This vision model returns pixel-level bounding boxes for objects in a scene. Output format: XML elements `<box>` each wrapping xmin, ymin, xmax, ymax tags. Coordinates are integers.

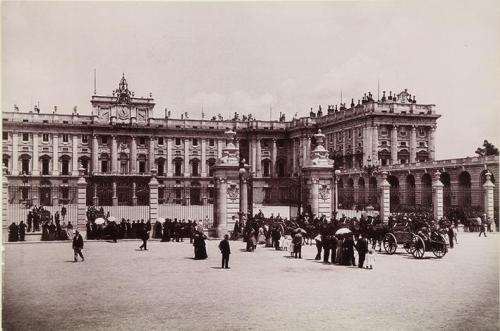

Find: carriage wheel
<box><xmin>383</xmin><ymin>233</ymin><xmax>397</xmax><ymax>254</ymax></box>
<box><xmin>432</xmin><ymin>235</ymin><xmax>448</xmax><ymax>258</ymax></box>
<box><xmin>405</xmin><ymin>235</ymin><xmax>419</xmax><ymax>254</ymax></box>
<box><xmin>411</xmin><ymin>236</ymin><xmax>425</xmax><ymax>259</ymax></box>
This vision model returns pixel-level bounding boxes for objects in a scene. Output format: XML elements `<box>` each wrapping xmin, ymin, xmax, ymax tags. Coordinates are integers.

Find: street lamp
<box><xmin>363</xmin><ymin>156</ymin><xmax>379</xmax><ymax>214</ymax></box>
<box><xmin>333</xmin><ymin>168</ymin><xmax>341</xmax><ymax>218</ymax></box>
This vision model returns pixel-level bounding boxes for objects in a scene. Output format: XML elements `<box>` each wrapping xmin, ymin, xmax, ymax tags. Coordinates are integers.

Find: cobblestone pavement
<box><xmin>3</xmin><ymin>233</ymin><xmax>498</xmax><ymax>331</ymax></box>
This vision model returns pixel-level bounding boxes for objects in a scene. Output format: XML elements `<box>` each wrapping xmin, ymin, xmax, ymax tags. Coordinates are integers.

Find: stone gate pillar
<box><xmin>149</xmin><ymin>169</ymin><xmax>159</xmax><ymax>223</ymax></box>
<box><xmin>302</xmin><ymin>130</ymin><xmax>334</xmax><ymax>220</ymax></box>
<box><xmin>483</xmin><ymin>171</ymin><xmax>495</xmax><ymax>231</ymax></box>
<box><xmin>379</xmin><ymin>171</ymin><xmax>390</xmax><ymax>222</ymax></box>
<box><xmin>212</xmin><ymin>129</ymin><xmax>241</xmax><ymax>238</ymax></box>
<box><xmin>76</xmin><ymin>168</ymin><xmax>87</xmax><ymax>232</ymax></box>
<box><xmin>112</xmin><ymin>180</ymin><xmax>118</xmax><ymax>206</ymax></box>
<box><xmin>239</xmin><ymin>167</ymin><xmax>249</xmax><ymax>225</ymax></box>
<box><xmin>3</xmin><ymin>166</ymin><xmax>9</xmax><ymax>240</ymax></box>
<box><xmin>432</xmin><ymin>170</ymin><xmax>444</xmax><ymax>221</ymax></box>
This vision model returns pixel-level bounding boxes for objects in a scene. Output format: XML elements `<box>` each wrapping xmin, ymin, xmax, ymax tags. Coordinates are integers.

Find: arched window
<box><xmin>262</xmin><ymin>159</ymin><xmax>271</xmax><ymax>177</ymax></box>
<box><xmin>440</xmin><ymin>172</ymin><xmax>451</xmax><ymax>209</ymax></box>
<box><xmin>60</xmin><ymin>155</ymin><xmax>70</xmax><ymax>175</ymax></box>
<box><xmin>156</xmin><ymin>158</ymin><xmax>165</xmax><ymax>176</ymax></box>
<box><xmin>79</xmin><ymin>156</ymin><xmax>90</xmax><ymax>175</ymax></box>
<box><xmin>276</xmin><ymin>159</ymin><xmax>286</xmax><ymax>177</ymax></box>
<box><xmin>458</xmin><ymin>171</ymin><xmax>471</xmax><ymax>207</ymax></box>
<box><xmin>207</xmin><ymin>158</ymin><xmax>216</xmax><ymax>177</ymax></box>
<box><xmin>406</xmin><ymin>174</ymin><xmax>416</xmax><ymax>206</ymax></box>
<box><xmin>421</xmin><ymin>173</ymin><xmax>432</xmax><ymax>207</ymax></box>
<box><xmin>398</xmin><ymin>149</ymin><xmax>410</xmax><ymax>164</ymax></box>
<box><xmin>138</xmin><ymin>154</ymin><xmax>147</xmax><ymax>174</ymax></box>
<box><xmin>387</xmin><ymin>175</ymin><xmax>400</xmax><ymax>210</ymax></box>
<box><xmin>100</xmin><ymin>153</ymin><xmax>109</xmax><ymax>173</ymax></box>
<box><xmin>191</xmin><ymin>159</ymin><xmax>200</xmax><ymax>177</ymax></box>
<box><xmin>40</xmin><ymin>155</ymin><xmax>50</xmax><ymax>175</ymax></box>
<box><xmin>3</xmin><ymin>154</ymin><xmax>10</xmax><ymax>174</ymax></box>
<box><xmin>119</xmin><ymin>153</ymin><xmax>129</xmax><ymax>174</ymax></box>
<box><xmin>173</xmin><ymin>158</ymin><xmax>183</xmax><ymax>177</ymax></box>
<box><xmin>20</xmin><ymin>154</ymin><xmax>31</xmax><ymax>175</ymax></box>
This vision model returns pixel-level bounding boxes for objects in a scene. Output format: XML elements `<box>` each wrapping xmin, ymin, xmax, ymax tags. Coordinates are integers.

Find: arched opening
<box><xmin>458</xmin><ymin>171</ymin><xmax>471</xmax><ymax>207</ymax></box>
<box><xmin>100</xmin><ymin>153</ymin><xmax>109</xmax><ymax>173</ymax></box>
<box><xmin>60</xmin><ymin>155</ymin><xmax>71</xmax><ymax>176</ymax></box>
<box><xmin>398</xmin><ymin>149</ymin><xmax>410</xmax><ymax>165</ymax></box>
<box><xmin>367</xmin><ymin>176</ymin><xmax>378</xmax><ymax>207</ymax></box>
<box><xmin>156</xmin><ymin>157</ymin><xmax>165</xmax><ymax>176</ymax></box>
<box><xmin>262</xmin><ymin>159</ymin><xmax>271</xmax><ymax>177</ymax></box>
<box><xmin>440</xmin><ymin>172</ymin><xmax>451</xmax><ymax>209</ymax></box>
<box><xmin>173</xmin><ymin>157</ymin><xmax>183</xmax><ymax>177</ymax></box>
<box><xmin>20</xmin><ymin>154</ymin><xmax>31</xmax><ymax>175</ymax></box>
<box><xmin>276</xmin><ymin>159</ymin><xmax>286</xmax><ymax>177</ymax></box>
<box><xmin>3</xmin><ymin>154</ymin><xmax>10</xmax><ymax>174</ymax></box>
<box><xmin>191</xmin><ymin>158</ymin><xmax>200</xmax><ymax>177</ymax></box>
<box><xmin>207</xmin><ymin>158</ymin><xmax>216</xmax><ymax>177</ymax></box>
<box><xmin>387</xmin><ymin>175</ymin><xmax>400</xmax><ymax>209</ymax></box>
<box><xmin>421</xmin><ymin>173</ymin><xmax>432</xmax><ymax>207</ymax></box>
<box><xmin>137</xmin><ymin>154</ymin><xmax>147</xmax><ymax>174</ymax></box>
<box><xmin>119</xmin><ymin>153</ymin><xmax>129</xmax><ymax>174</ymax></box>
<box><xmin>40</xmin><ymin>155</ymin><xmax>51</xmax><ymax>175</ymax></box>
<box><xmin>406</xmin><ymin>174</ymin><xmax>416</xmax><ymax>206</ymax></box>
<box><xmin>378</xmin><ymin>149</ymin><xmax>391</xmax><ymax>166</ymax></box>
<box><xmin>416</xmin><ymin>150</ymin><xmax>429</xmax><ymax>163</ymax></box>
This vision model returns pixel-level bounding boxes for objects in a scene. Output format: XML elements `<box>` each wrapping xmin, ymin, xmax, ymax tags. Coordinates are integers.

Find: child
<box><xmin>365</xmin><ymin>249</ymin><xmax>375</xmax><ymax>270</ymax></box>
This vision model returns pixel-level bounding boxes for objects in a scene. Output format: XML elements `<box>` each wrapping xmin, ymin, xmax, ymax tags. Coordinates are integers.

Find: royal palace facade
<box><xmin>2</xmin><ymin>76</ymin><xmax>498</xmax><ymax>222</ymax></box>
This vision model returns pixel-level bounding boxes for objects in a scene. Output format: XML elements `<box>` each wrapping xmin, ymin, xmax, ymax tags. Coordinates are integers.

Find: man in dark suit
<box><xmin>219</xmin><ymin>234</ymin><xmax>231</xmax><ymax>269</ymax></box>
<box><xmin>73</xmin><ymin>230</ymin><xmax>85</xmax><ymax>262</ymax></box>
<box><xmin>355</xmin><ymin>235</ymin><xmax>369</xmax><ymax>268</ymax></box>
<box><xmin>139</xmin><ymin>222</ymin><xmax>150</xmax><ymax>250</ymax></box>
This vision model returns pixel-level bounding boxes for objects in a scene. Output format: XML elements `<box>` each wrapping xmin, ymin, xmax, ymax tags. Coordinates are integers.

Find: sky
<box><xmin>2</xmin><ymin>1</ymin><xmax>499</xmax><ymax>160</ymax></box>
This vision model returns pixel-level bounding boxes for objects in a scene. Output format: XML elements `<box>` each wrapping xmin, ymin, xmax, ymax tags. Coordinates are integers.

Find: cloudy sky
<box><xmin>2</xmin><ymin>1</ymin><xmax>499</xmax><ymax>160</ymax></box>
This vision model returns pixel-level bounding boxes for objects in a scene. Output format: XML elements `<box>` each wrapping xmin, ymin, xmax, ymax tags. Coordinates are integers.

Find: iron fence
<box><xmin>158</xmin><ymin>186</ymin><xmax>214</xmax><ymax>223</ymax></box>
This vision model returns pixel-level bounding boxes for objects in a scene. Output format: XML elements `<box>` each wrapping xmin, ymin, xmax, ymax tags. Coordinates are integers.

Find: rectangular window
<box><xmin>381</xmin><ymin>128</ymin><xmax>388</xmax><ymax>136</ymax></box>
<box><xmin>139</xmin><ymin>161</ymin><xmax>146</xmax><ymax>174</ymax></box>
<box><xmin>400</xmin><ymin>129</ymin><xmax>407</xmax><ymax>137</ymax></box>
<box><xmin>192</xmin><ymin>138</ymin><xmax>198</xmax><ymax>146</ymax></box>
<box><xmin>62</xmin><ymin>134</ymin><xmax>69</xmax><ymax>143</ymax></box>
<box><xmin>175</xmin><ymin>138</ymin><xmax>181</xmax><ymax>146</ymax></box>
<box><xmin>102</xmin><ymin>137</ymin><xmax>108</xmax><ymax>145</ymax></box>
<box><xmin>158</xmin><ymin>137</ymin><xmax>164</xmax><ymax>145</ymax></box>
<box><xmin>401</xmin><ymin>142</ymin><xmax>407</xmax><ymax>146</ymax></box>
<box><xmin>61</xmin><ymin>160</ymin><xmax>69</xmax><ymax>175</ymax></box>
<box><xmin>419</xmin><ymin>128</ymin><xmax>426</xmax><ymax>137</ymax></box>
<box><xmin>348</xmin><ymin>130</ymin><xmax>352</xmax><ymax>138</ymax></box>
<box><xmin>22</xmin><ymin>159</ymin><xmax>30</xmax><ymax>174</ymax></box>
<box><xmin>42</xmin><ymin>134</ymin><xmax>49</xmax><ymax>142</ymax></box>
<box><xmin>139</xmin><ymin>137</ymin><xmax>146</xmax><ymax>146</ymax></box>
<box><xmin>2</xmin><ymin>132</ymin><xmax>8</xmax><ymax>140</ymax></box>
<box><xmin>22</xmin><ymin>133</ymin><xmax>29</xmax><ymax>142</ymax></box>
<box><xmin>82</xmin><ymin>135</ymin><xmax>88</xmax><ymax>143</ymax></box>
<box><xmin>209</xmin><ymin>139</ymin><xmax>215</xmax><ymax>147</ymax></box>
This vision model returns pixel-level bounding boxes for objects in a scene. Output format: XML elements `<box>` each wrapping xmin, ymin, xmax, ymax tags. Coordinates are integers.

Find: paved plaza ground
<box><xmin>2</xmin><ymin>232</ymin><xmax>498</xmax><ymax>331</ymax></box>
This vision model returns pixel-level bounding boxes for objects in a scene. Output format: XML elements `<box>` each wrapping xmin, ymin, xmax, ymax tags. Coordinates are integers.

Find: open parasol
<box><xmin>335</xmin><ymin>228</ymin><xmax>352</xmax><ymax>235</ymax></box>
<box><xmin>94</xmin><ymin>218</ymin><xmax>105</xmax><ymax>225</ymax></box>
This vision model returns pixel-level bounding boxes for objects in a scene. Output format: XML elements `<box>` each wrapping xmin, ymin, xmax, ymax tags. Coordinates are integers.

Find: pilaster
<box><xmin>32</xmin><ymin>133</ymin><xmax>40</xmax><ymax>176</ymax></box>
<box><xmin>52</xmin><ymin>133</ymin><xmax>59</xmax><ymax>176</ymax></box>
<box><xmin>432</xmin><ymin>171</ymin><xmax>444</xmax><ymax>221</ymax></box>
<box><xmin>76</xmin><ymin>168</ymin><xmax>87</xmax><ymax>232</ymax></box>
<box><xmin>149</xmin><ymin>170</ymin><xmax>159</xmax><ymax>223</ymax></box>
<box><xmin>379</xmin><ymin>171</ymin><xmax>390</xmax><ymax>222</ymax></box>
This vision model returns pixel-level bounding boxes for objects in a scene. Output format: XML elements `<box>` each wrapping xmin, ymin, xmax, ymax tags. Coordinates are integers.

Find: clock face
<box><xmin>137</xmin><ymin>110</ymin><xmax>146</xmax><ymax>121</ymax></box>
<box><xmin>117</xmin><ymin>106</ymin><xmax>129</xmax><ymax>120</ymax></box>
<box><xmin>99</xmin><ymin>109</ymin><xmax>109</xmax><ymax>121</ymax></box>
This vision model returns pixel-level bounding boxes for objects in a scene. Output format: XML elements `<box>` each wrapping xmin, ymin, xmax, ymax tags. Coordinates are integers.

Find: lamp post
<box><xmin>363</xmin><ymin>155</ymin><xmax>379</xmax><ymax>213</ymax></box>
<box><xmin>333</xmin><ymin>168</ymin><xmax>341</xmax><ymax>218</ymax></box>
<box><xmin>238</xmin><ymin>160</ymin><xmax>250</xmax><ymax>226</ymax></box>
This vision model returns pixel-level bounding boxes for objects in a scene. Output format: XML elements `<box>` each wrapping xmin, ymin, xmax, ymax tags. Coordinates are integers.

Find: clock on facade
<box><xmin>137</xmin><ymin>110</ymin><xmax>146</xmax><ymax>121</ymax></box>
<box><xmin>99</xmin><ymin>109</ymin><xmax>109</xmax><ymax>121</ymax></box>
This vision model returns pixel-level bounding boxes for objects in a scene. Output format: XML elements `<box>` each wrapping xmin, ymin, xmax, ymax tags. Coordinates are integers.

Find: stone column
<box><xmin>391</xmin><ymin>125</ymin><xmax>398</xmax><ymax>165</ymax></box>
<box><xmin>112</xmin><ymin>180</ymin><xmax>118</xmax><ymax>206</ymax></box>
<box><xmin>483</xmin><ymin>171</ymin><xmax>495</xmax><ymax>231</ymax></box>
<box><xmin>432</xmin><ymin>170</ymin><xmax>444</xmax><ymax>221</ymax></box>
<box><xmin>216</xmin><ymin>177</ymin><xmax>227</xmax><ymax>237</ymax></box>
<box><xmin>362</xmin><ymin>127</ymin><xmax>372</xmax><ymax>166</ymax></box>
<box><xmin>52</xmin><ymin>133</ymin><xmax>59</xmax><ymax>175</ymax></box>
<box><xmin>271</xmin><ymin>138</ymin><xmax>277</xmax><ymax>177</ymax></box>
<box><xmin>352</xmin><ymin>129</ymin><xmax>356</xmax><ymax>168</ymax></box>
<box><xmin>307</xmin><ymin>137</ymin><xmax>312</xmax><ymax>160</ymax></box>
<box><xmin>12</xmin><ymin>132</ymin><xmax>18</xmax><ymax>175</ymax></box>
<box><xmin>76</xmin><ymin>168</ymin><xmax>87</xmax><ymax>232</ymax></box>
<box><xmin>132</xmin><ymin>181</ymin><xmax>137</xmax><ymax>206</ymax></box>
<box><xmin>148</xmin><ymin>137</ymin><xmax>155</xmax><ymax>173</ymax></box>
<box><xmin>149</xmin><ymin>170</ymin><xmax>159</xmax><ymax>223</ymax></box>
<box><xmin>31</xmin><ymin>133</ymin><xmax>39</xmax><ymax>176</ymax></box>
<box><xmin>201</xmin><ymin>138</ymin><xmax>207</xmax><ymax>177</ymax></box>
<box><xmin>130</xmin><ymin>136</ymin><xmax>137</xmax><ymax>174</ymax></box>
<box><xmin>310</xmin><ymin>178</ymin><xmax>319</xmax><ymax>217</ymax></box>
<box><xmin>429</xmin><ymin>126</ymin><xmax>436</xmax><ymax>161</ymax></box>
<box><xmin>379</xmin><ymin>171</ymin><xmax>390</xmax><ymax>222</ymax></box>
<box><xmin>410</xmin><ymin>126</ymin><xmax>417</xmax><ymax>164</ymax></box>
<box><xmin>256</xmin><ymin>138</ymin><xmax>262</xmax><ymax>177</ymax></box>
<box><xmin>372</xmin><ymin>125</ymin><xmax>379</xmax><ymax>163</ymax></box>
<box><xmin>240</xmin><ymin>176</ymin><xmax>248</xmax><ymax>221</ymax></box>
<box><xmin>92</xmin><ymin>134</ymin><xmax>99</xmax><ymax>174</ymax></box>
<box><xmin>184</xmin><ymin>138</ymin><xmax>190</xmax><ymax>177</ymax></box>
<box><xmin>302</xmin><ymin>137</ymin><xmax>307</xmax><ymax>167</ymax></box>
<box><xmin>217</xmin><ymin>139</ymin><xmax>223</xmax><ymax>159</ymax></box>
<box><xmin>252</xmin><ymin>138</ymin><xmax>257</xmax><ymax>174</ymax></box>
<box><xmin>93</xmin><ymin>182</ymin><xmax>98</xmax><ymax>206</ymax></box>
<box><xmin>292</xmin><ymin>139</ymin><xmax>297</xmax><ymax>175</ymax></box>
<box><xmin>72</xmin><ymin>134</ymin><xmax>78</xmax><ymax>176</ymax></box>
<box><xmin>111</xmin><ymin>135</ymin><xmax>117</xmax><ymax>174</ymax></box>
<box><xmin>3</xmin><ymin>166</ymin><xmax>8</xmax><ymax>239</ymax></box>
<box><xmin>166</xmin><ymin>138</ymin><xmax>173</xmax><ymax>177</ymax></box>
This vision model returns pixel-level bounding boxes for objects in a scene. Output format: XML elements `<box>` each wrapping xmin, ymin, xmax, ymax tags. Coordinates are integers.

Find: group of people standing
<box><xmin>314</xmin><ymin>234</ymin><xmax>374</xmax><ymax>269</ymax></box>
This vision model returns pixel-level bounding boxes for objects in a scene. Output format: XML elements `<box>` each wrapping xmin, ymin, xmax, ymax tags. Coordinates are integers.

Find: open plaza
<box><xmin>3</xmin><ymin>232</ymin><xmax>498</xmax><ymax>331</ymax></box>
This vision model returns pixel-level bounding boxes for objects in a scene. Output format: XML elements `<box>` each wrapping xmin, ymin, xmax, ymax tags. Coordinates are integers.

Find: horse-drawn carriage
<box><xmin>383</xmin><ymin>224</ymin><xmax>448</xmax><ymax>259</ymax></box>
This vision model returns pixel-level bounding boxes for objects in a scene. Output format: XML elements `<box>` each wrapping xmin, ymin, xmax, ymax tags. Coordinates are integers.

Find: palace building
<box><xmin>2</xmin><ymin>75</ymin><xmax>498</xmax><ymax>223</ymax></box>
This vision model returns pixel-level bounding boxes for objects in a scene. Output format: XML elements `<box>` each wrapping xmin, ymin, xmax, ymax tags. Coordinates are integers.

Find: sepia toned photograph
<box><xmin>1</xmin><ymin>1</ymin><xmax>499</xmax><ymax>330</ymax></box>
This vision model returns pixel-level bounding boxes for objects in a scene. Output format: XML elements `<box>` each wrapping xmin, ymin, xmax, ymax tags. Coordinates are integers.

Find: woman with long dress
<box><xmin>193</xmin><ymin>232</ymin><xmax>208</xmax><ymax>260</ymax></box>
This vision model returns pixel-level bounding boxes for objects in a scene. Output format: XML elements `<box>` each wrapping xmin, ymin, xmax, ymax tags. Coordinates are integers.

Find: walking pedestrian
<box><xmin>219</xmin><ymin>234</ymin><xmax>231</xmax><ymax>269</ymax></box>
<box><xmin>365</xmin><ymin>249</ymin><xmax>375</xmax><ymax>269</ymax></box>
<box><xmin>139</xmin><ymin>222</ymin><xmax>150</xmax><ymax>250</ymax></box>
<box><xmin>314</xmin><ymin>234</ymin><xmax>322</xmax><ymax>260</ymax></box>
<box><xmin>72</xmin><ymin>230</ymin><xmax>84</xmax><ymax>262</ymax></box>
<box><xmin>478</xmin><ymin>222</ymin><xmax>487</xmax><ymax>237</ymax></box>
<box><xmin>355</xmin><ymin>235</ymin><xmax>368</xmax><ymax>268</ymax></box>
<box><xmin>447</xmin><ymin>226</ymin><xmax>454</xmax><ymax>248</ymax></box>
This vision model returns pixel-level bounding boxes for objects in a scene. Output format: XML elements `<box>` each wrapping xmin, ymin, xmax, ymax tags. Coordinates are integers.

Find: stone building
<box><xmin>2</xmin><ymin>76</ymin><xmax>498</xmax><ymax>224</ymax></box>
